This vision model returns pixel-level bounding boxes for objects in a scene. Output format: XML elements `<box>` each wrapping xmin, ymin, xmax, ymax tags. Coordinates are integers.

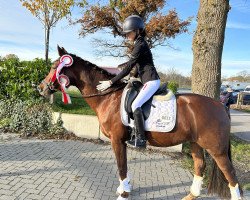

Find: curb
<box><xmin>52</xmin><ymin>112</ymin><xmax>183</xmax><ymax>152</ymax></box>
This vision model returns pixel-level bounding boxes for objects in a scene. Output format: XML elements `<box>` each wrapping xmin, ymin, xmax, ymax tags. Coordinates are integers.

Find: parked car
<box><xmin>244</xmin><ymin>85</ymin><xmax>250</xmax><ymax>93</ymax></box>
<box><xmin>243</xmin><ymin>94</ymin><xmax>250</xmax><ymax>105</ymax></box>
<box><xmin>220</xmin><ymin>85</ymin><xmax>227</xmax><ymax>92</ymax></box>
<box><xmin>232</xmin><ymin>89</ymin><xmax>244</xmax><ymax>103</ymax></box>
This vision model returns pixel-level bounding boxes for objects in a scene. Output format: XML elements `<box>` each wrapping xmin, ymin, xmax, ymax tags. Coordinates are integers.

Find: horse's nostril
<box><xmin>37</xmin><ymin>84</ymin><xmax>44</xmax><ymax>94</ymax></box>
<box><xmin>37</xmin><ymin>85</ymin><xmax>41</xmax><ymax>92</ymax></box>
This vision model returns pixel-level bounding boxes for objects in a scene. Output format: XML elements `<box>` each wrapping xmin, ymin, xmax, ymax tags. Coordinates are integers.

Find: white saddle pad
<box><xmin>120</xmin><ymin>87</ymin><xmax>177</xmax><ymax>132</ymax></box>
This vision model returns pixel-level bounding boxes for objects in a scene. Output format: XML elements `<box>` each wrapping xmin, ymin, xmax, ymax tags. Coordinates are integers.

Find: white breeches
<box><xmin>131</xmin><ymin>79</ymin><xmax>160</xmax><ymax>112</ymax></box>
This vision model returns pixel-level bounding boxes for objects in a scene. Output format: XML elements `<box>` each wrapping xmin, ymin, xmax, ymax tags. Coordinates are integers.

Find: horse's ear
<box><xmin>57</xmin><ymin>45</ymin><xmax>68</xmax><ymax>56</ymax></box>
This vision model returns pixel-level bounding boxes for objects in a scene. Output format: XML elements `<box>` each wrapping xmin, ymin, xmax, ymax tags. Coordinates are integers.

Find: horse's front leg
<box><xmin>111</xmin><ymin>138</ymin><xmax>132</xmax><ymax>200</ymax></box>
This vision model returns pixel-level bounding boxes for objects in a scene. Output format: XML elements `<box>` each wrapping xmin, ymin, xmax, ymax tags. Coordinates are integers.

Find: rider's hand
<box><xmin>96</xmin><ymin>80</ymin><xmax>112</xmax><ymax>91</ymax></box>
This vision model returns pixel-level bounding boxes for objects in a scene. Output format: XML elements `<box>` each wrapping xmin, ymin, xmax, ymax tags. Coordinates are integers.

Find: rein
<box><xmin>82</xmin><ymin>83</ymin><xmax>126</xmax><ymax>98</ymax></box>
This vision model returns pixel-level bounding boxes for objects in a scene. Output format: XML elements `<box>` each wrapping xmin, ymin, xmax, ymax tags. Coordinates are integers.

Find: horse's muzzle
<box><xmin>37</xmin><ymin>82</ymin><xmax>54</xmax><ymax>98</ymax></box>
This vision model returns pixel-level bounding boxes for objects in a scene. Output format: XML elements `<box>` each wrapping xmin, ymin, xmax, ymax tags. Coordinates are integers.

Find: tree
<box><xmin>237</xmin><ymin>70</ymin><xmax>249</xmax><ymax>81</ymax></box>
<box><xmin>1</xmin><ymin>54</ymin><xmax>20</xmax><ymax>68</ymax></box>
<box><xmin>158</xmin><ymin>67</ymin><xmax>191</xmax><ymax>88</ymax></box>
<box><xmin>226</xmin><ymin>70</ymin><xmax>250</xmax><ymax>82</ymax></box>
<box><xmin>76</xmin><ymin>0</ymin><xmax>191</xmax><ymax>57</ymax></box>
<box><xmin>191</xmin><ymin>0</ymin><xmax>230</xmax><ymax>99</ymax></box>
<box><xmin>4</xmin><ymin>54</ymin><xmax>19</xmax><ymax>61</ymax></box>
<box><xmin>20</xmin><ymin>0</ymin><xmax>77</xmax><ymax>64</ymax></box>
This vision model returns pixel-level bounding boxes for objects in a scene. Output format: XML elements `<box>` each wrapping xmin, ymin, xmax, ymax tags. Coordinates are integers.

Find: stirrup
<box><xmin>126</xmin><ymin>138</ymin><xmax>146</xmax><ymax>149</ymax></box>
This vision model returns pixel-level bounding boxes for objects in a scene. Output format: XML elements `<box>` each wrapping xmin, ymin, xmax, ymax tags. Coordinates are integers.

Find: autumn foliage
<box><xmin>19</xmin><ymin>0</ymin><xmax>76</xmax><ymax>63</ymax></box>
<box><xmin>76</xmin><ymin>0</ymin><xmax>191</xmax><ymax>56</ymax></box>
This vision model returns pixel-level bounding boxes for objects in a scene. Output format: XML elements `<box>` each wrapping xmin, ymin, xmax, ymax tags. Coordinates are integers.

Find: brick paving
<box><xmin>0</xmin><ymin>134</ymin><xmax>243</xmax><ymax>200</ymax></box>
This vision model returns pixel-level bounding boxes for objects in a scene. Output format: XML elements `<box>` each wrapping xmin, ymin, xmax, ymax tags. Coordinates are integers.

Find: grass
<box><xmin>52</xmin><ymin>91</ymin><xmax>95</xmax><ymax>115</ymax></box>
<box><xmin>231</xmin><ymin>136</ymin><xmax>250</xmax><ymax>165</ymax></box>
<box><xmin>230</xmin><ymin>136</ymin><xmax>250</xmax><ymax>191</ymax></box>
<box><xmin>181</xmin><ymin>135</ymin><xmax>250</xmax><ymax>191</ymax></box>
<box><xmin>234</xmin><ymin>108</ymin><xmax>250</xmax><ymax>113</ymax></box>
<box><xmin>230</xmin><ymin>104</ymin><xmax>250</xmax><ymax>113</ymax></box>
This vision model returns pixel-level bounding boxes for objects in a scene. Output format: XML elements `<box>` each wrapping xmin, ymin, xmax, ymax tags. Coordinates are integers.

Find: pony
<box><xmin>38</xmin><ymin>46</ymin><xmax>242</xmax><ymax>200</ymax></box>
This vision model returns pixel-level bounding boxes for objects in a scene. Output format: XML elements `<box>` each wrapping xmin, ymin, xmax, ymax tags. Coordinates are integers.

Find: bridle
<box><xmin>41</xmin><ymin>66</ymin><xmax>57</xmax><ymax>93</ymax></box>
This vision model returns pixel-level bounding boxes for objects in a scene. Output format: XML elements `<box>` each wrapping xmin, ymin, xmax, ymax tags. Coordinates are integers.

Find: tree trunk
<box><xmin>45</xmin><ymin>27</ymin><xmax>50</xmax><ymax>65</ymax></box>
<box><xmin>191</xmin><ymin>0</ymin><xmax>230</xmax><ymax>100</ymax></box>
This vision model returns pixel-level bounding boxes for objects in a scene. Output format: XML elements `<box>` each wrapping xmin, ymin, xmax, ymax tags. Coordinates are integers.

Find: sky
<box><xmin>0</xmin><ymin>0</ymin><xmax>250</xmax><ymax>77</ymax></box>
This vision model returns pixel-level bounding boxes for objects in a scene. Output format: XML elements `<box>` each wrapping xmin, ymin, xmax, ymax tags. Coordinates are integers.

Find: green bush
<box><xmin>168</xmin><ymin>81</ymin><xmax>179</xmax><ymax>94</ymax></box>
<box><xmin>0</xmin><ymin>57</ymin><xmax>51</xmax><ymax>100</ymax></box>
<box><xmin>0</xmin><ymin>56</ymin><xmax>66</xmax><ymax>135</ymax></box>
<box><xmin>0</xmin><ymin>99</ymin><xmax>64</xmax><ymax>135</ymax></box>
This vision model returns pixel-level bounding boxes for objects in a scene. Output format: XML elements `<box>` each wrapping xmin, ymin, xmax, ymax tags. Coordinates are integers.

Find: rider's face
<box><xmin>126</xmin><ymin>31</ymin><xmax>136</xmax><ymax>41</ymax></box>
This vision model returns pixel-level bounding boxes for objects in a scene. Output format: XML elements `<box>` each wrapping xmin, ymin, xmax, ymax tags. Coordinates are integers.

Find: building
<box><xmin>222</xmin><ymin>81</ymin><xmax>250</xmax><ymax>90</ymax></box>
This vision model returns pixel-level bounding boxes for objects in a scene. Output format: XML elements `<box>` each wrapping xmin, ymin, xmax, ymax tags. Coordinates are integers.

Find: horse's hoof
<box><xmin>117</xmin><ymin>196</ymin><xmax>127</xmax><ymax>200</ymax></box>
<box><xmin>181</xmin><ymin>193</ymin><xmax>197</xmax><ymax>200</ymax></box>
<box><xmin>117</xmin><ymin>194</ymin><xmax>128</xmax><ymax>200</ymax></box>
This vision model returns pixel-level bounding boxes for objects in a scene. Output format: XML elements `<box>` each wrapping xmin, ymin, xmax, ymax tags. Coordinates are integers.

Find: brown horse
<box><xmin>38</xmin><ymin>46</ymin><xmax>242</xmax><ymax>200</ymax></box>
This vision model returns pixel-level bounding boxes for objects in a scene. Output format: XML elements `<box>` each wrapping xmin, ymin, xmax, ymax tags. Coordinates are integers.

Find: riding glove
<box><xmin>96</xmin><ymin>80</ymin><xmax>112</xmax><ymax>91</ymax></box>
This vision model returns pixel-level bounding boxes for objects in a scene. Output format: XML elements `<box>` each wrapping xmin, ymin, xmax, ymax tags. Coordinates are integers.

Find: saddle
<box><xmin>124</xmin><ymin>81</ymin><xmax>168</xmax><ymax>120</ymax></box>
<box><xmin>121</xmin><ymin>80</ymin><xmax>177</xmax><ymax>132</ymax></box>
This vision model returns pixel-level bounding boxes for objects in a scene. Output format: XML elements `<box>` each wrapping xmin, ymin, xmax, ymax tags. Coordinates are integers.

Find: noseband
<box><xmin>41</xmin><ymin>75</ymin><xmax>57</xmax><ymax>93</ymax></box>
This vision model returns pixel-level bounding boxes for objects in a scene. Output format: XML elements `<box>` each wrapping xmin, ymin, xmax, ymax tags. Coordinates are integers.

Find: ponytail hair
<box><xmin>139</xmin><ymin>28</ymin><xmax>146</xmax><ymax>38</ymax></box>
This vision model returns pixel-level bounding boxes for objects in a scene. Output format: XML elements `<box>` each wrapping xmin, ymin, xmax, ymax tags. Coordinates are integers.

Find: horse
<box><xmin>38</xmin><ymin>46</ymin><xmax>242</xmax><ymax>200</ymax></box>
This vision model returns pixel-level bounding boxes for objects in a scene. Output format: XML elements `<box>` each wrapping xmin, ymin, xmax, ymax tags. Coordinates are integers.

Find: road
<box><xmin>231</xmin><ymin>109</ymin><xmax>250</xmax><ymax>142</ymax></box>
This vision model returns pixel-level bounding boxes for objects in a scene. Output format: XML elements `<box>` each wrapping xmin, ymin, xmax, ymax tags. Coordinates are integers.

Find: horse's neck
<box><xmin>75</xmin><ymin>64</ymin><xmax>115</xmax><ymax>113</ymax></box>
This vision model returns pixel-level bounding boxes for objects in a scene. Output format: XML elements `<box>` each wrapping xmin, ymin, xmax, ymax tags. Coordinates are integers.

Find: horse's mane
<box><xmin>64</xmin><ymin>53</ymin><xmax>126</xmax><ymax>90</ymax></box>
<box><xmin>69</xmin><ymin>53</ymin><xmax>115</xmax><ymax>79</ymax></box>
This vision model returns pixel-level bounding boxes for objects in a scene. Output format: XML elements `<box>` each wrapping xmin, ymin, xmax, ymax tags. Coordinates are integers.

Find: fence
<box><xmin>236</xmin><ymin>92</ymin><xmax>250</xmax><ymax>108</ymax></box>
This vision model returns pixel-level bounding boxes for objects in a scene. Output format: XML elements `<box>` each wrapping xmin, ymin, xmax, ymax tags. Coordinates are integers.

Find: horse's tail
<box><xmin>207</xmin><ymin>140</ymin><xmax>232</xmax><ymax>198</ymax></box>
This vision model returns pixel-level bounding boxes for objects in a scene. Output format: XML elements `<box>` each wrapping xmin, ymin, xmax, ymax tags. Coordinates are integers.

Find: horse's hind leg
<box><xmin>191</xmin><ymin>142</ymin><xmax>206</xmax><ymax>177</ymax></box>
<box><xmin>207</xmin><ymin>150</ymin><xmax>242</xmax><ymax>200</ymax></box>
<box><xmin>182</xmin><ymin>142</ymin><xmax>205</xmax><ymax>200</ymax></box>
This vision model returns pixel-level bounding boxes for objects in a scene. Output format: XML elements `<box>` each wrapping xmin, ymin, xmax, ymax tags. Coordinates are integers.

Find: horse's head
<box><xmin>38</xmin><ymin>46</ymin><xmax>79</xmax><ymax>99</ymax></box>
<box><xmin>39</xmin><ymin>45</ymin><xmax>118</xmax><ymax>102</ymax></box>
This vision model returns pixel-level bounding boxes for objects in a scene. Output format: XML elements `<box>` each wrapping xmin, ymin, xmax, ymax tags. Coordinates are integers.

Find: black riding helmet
<box><xmin>122</xmin><ymin>15</ymin><xmax>145</xmax><ymax>34</ymax></box>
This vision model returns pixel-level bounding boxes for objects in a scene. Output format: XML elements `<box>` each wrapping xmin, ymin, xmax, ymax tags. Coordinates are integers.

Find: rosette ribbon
<box><xmin>51</xmin><ymin>55</ymin><xmax>73</xmax><ymax>104</ymax></box>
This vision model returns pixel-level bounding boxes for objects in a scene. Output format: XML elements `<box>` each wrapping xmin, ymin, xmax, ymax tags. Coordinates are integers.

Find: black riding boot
<box><xmin>127</xmin><ymin>108</ymin><xmax>146</xmax><ymax>149</ymax></box>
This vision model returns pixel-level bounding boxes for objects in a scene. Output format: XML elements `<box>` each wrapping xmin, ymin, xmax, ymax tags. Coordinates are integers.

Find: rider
<box><xmin>96</xmin><ymin>15</ymin><xmax>160</xmax><ymax>149</ymax></box>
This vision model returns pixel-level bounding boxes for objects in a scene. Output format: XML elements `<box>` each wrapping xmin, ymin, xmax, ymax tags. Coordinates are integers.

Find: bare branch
<box><xmin>75</xmin><ymin>0</ymin><xmax>191</xmax><ymax>58</ymax></box>
<box><xmin>91</xmin><ymin>38</ymin><xmax>129</xmax><ymax>58</ymax></box>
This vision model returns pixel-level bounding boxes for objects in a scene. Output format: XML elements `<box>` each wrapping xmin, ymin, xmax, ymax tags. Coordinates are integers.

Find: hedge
<box><xmin>0</xmin><ymin>57</ymin><xmax>64</xmax><ymax>135</ymax></box>
<box><xmin>0</xmin><ymin>57</ymin><xmax>51</xmax><ymax>100</ymax></box>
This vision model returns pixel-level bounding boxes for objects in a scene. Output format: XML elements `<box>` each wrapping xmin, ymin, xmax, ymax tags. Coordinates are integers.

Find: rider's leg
<box><xmin>127</xmin><ymin>79</ymin><xmax>160</xmax><ymax>148</ymax></box>
<box><xmin>127</xmin><ymin>107</ymin><xmax>146</xmax><ymax>148</ymax></box>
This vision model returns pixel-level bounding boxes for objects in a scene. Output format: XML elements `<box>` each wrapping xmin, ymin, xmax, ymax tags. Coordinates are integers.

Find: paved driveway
<box><xmin>0</xmin><ymin>134</ymin><xmax>224</xmax><ymax>200</ymax></box>
<box><xmin>231</xmin><ymin>109</ymin><xmax>250</xmax><ymax>142</ymax></box>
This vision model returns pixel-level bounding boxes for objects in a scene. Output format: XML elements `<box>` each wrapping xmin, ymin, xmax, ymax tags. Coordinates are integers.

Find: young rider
<box><xmin>96</xmin><ymin>15</ymin><xmax>160</xmax><ymax>149</ymax></box>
